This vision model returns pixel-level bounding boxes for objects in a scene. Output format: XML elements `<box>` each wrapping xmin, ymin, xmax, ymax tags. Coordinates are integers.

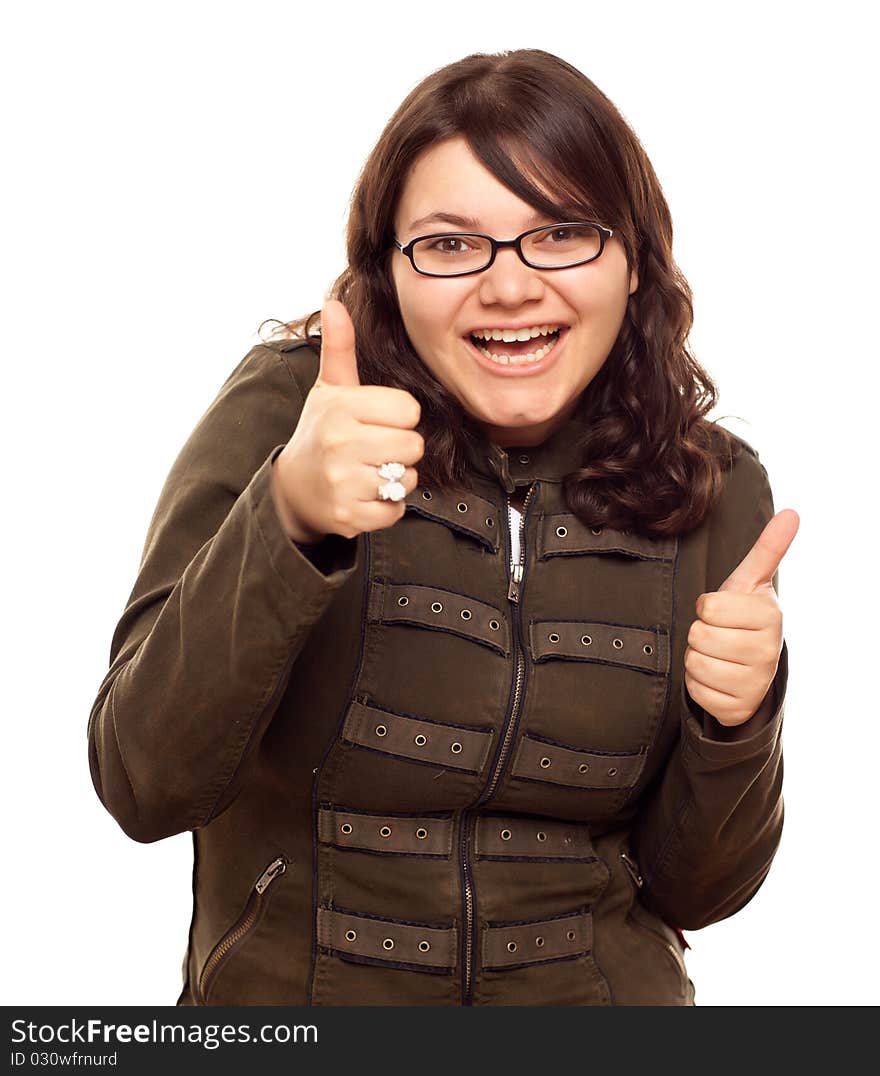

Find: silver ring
<box><xmin>377</xmin><ymin>461</ymin><xmax>406</xmax><ymax>502</ymax></box>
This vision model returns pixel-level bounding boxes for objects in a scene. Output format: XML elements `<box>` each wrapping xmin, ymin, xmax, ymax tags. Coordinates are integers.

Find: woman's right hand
<box><xmin>270</xmin><ymin>299</ymin><xmax>425</xmax><ymax>543</ymax></box>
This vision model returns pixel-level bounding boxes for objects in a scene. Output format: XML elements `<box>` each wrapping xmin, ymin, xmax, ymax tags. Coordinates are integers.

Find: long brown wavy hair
<box><xmin>261</xmin><ymin>48</ymin><xmax>746</xmax><ymax>537</ymax></box>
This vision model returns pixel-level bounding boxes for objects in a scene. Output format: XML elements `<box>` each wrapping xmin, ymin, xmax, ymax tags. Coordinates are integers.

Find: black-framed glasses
<box><xmin>393</xmin><ymin>221</ymin><xmax>613</xmax><ymax>278</ymax></box>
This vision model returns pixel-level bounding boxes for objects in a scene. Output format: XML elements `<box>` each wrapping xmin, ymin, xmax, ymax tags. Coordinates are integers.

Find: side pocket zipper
<box><xmin>197</xmin><ymin>855</ymin><xmax>289</xmax><ymax>1005</ymax></box>
<box><xmin>620</xmin><ymin>850</ymin><xmax>643</xmax><ymax>888</ymax></box>
<box><xmin>620</xmin><ymin>850</ymin><xmax>688</xmax><ymax>983</ymax></box>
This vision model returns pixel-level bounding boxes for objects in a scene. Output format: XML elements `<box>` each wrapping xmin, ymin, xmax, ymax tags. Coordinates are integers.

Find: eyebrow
<box><xmin>407</xmin><ymin>210</ymin><xmax>551</xmax><ymax>233</ymax></box>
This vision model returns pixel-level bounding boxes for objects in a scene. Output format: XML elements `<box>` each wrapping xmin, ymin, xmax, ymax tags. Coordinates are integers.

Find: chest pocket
<box><xmin>490</xmin><ymin>514</ymin><xmax>678</xmax><ymax>821</ymax></box>
<box><xmin>319</xmin><ymin>492</ymin><xmax>514</xmax><ymax>817</ymax></box>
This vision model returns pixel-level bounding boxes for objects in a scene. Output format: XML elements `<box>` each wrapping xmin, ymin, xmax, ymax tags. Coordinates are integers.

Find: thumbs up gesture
<box><xmin>270</xmin><ymin>300</ymin><xmax>425</xmax><ymax>543</ymax></box>
<box><xmin>684</xmin><ymin>508</ymin><xmax>799</xmax><ymax>726</ymax></box>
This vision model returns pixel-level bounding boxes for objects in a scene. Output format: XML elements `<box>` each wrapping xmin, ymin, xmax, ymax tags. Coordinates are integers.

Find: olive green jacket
<box><xmin>87</xmin><ymin>339</ymin><xmax>787</xmax><ymax>1006</ymax></box>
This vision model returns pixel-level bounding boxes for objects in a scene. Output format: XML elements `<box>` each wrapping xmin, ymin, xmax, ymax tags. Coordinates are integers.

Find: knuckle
<box><xmin>324</xmin><ymin>463</ymin><xmax>346</xmax><ymax>487</ymax></box>
<box><xmin>401</xmin><ymin>392</ymin><xmax>421</xmax><ymax>425</ymax></box>
<box><xmin>320</xmin><ymin>426</ymin><xmax>346</xmax><ymax>453</ymax></box>
<box><xmin>332</xmin><ymin>505</ymin><xmax>352</xmax><ymax>527</ymax></box>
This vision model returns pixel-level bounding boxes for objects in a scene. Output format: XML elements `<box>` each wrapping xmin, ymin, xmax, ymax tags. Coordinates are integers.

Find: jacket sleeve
<box><xmin>87</xmin><ymin>342</ymin><xmax>359</xmax><ymax>844</ymax></box>
<box><xmin>630</xmin><ymin>446</ymin><xmax>787</xmax><ymax>931</ymax></box>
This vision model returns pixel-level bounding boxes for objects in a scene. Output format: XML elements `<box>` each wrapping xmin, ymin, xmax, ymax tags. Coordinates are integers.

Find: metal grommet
<box><xmin>518</xmin><ymin>454</ymin><xmax>530</xmax><ymax>464</ymax></box>
<box><xmin>548</xmin><ymin>632</ymin><xmax>560</xmax><ymax>643</ymax></box>
<box><xmin>375</xmin><ymin>724</ymin><xmax>387</xmax><ymax>737</ymax></box>
<box><xmin>414</xmin><ymin>733</ymin><xmax>427</xmax><ymax>746</ymax></box>
<box><xmin>345</xmin><ymin>929</ymin><xmax>357</xmax><ymax>942</ymax></box>
<box><xmin>608</xmin><ymin>767</ymin><xmax>618</xmax><ymax>776</ymax></box>
<box><xmin>507</xmin><ymin>941</ymin><xmax>518</xmax><ymax>952</ymax></box>
<box><xmin>460</xmin><ymin>609</ymin><xmax>472</xmax><ymax>620</ymax></box>
<box><xmin>383</xmin><ymin>938</ymin><xmax>395</xmax><ymax>950</ymax></box>
<box><xmin>379</xmin><ymin>825</ymin><xmax>392</xmax><ymax>838</ymax></box>
<box><xmin>486</xmin><ymin>517</ymin><xmax>494</xmax><ymax>527</ymax></box>
<box><xmin>556</xmin><ymin>526</ymin><xmax>568</xmax><ymax>538</ymax></box>
<box><xmin>489</xmin><ymin>619</ymin><xmax>500</xmax><ymax>631</ymax></box>
<box><xmin>418</xmin><ymin>941</ymin><xmax>431</xmax><ymax>952</ymax></box>
<box><xmin>500</xmin><ymin>829</ymin><xmax>512</xmax><ymax>841</ymax></box>
<box><xmin>431</xmin><ymin>601</ymin><xmax>443</xmax><ymax>613</ymax></box>
<box><xmin>567</xmin><ymin>930</ymin><xmax>576</xmax><ymax>941</ymax></box>
<box><xmin>536</xmin><ymin>831</ymin><xmax>547</xmax><ymax>842</ymax></box>
<box><xmin>340</xmin><ymin>823</ymin><xmax>353</xmax><ymax>834</ymax></box>
<box><xmin>540</xmin><ymin>757</ymin><xmax>552</xmax><ymax>769</ymax></box>
<box><xmin>590</xmin><ymin>526</ymin><xmax>603</xmax><ymax>535</ymax></box>
<box><xmin>397</xmin><ymin>596</ymin><xmax>409</xmax><ymax>606</ymax></box>
<box><xmin>415</xmin><ymin>827</ymin><xmax>428</xmax><ymax>840</ymax></box>
<box><xmin>581</xmin><ymin>635</ymin><xmax>592</xmax><ymax>646</ymax></box>
<box><xmin>457</xmin><ymin>502</ymin><xmax>468</xmax><ymax>513</ymax></box>
<box><xmin>612</xmin><ymin>638</ymin><xmax>623</xmax><ymax>649</ymax></box>
<box><xmin>421</xmin><ymin>489</ymin><xmax>432</xmax><ymax>500</ymax></box>
<box><xmin>643</xmin><ymin>643</ymin><xmax>653</xmax><ymax>655</ymax></box>
<box><xmin>578</xmin><ymin>763</ymin><xmax>590</xmax><ymax>774</ymax></box>
<box><xmin>535</xmin><ymin>936</ymin><xmax>545</xmax><ymax>948</ymax></box>
<box><xmin>450</xmin><ymin>742</ymin><xmax>463</xmax><ymax>754</ymax></box>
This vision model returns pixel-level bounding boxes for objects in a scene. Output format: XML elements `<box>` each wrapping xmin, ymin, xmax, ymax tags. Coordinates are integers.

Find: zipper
<box><xmin>460</xmin><ymin>483</ymin><xmax>537</xmax><ymax>1005</ymax></box>
<box><xmin>459</xmin><ymin>815</ymin><xmax>475</xmax><ymax>1005</ymax></box>
<box><xmin>482</xmin><ymin>482</ymin><xmax>537</xmax><ymax>803</ymax></box>
<box><xmin>197</xmin><ymin>855</ymin><xmax>289</xmax><ymax>1004</ymax></box>
<box><xmin>620</xmin><ymin>850</ymin><xmax>687</xmax><ymax>982</ymax></box>
<box><xmin>620</xmin><ymin>850</ymin><xmax>644</xmax><ymax>888</ymax></box>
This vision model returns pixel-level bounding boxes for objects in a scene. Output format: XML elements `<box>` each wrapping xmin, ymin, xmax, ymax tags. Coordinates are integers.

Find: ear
<box><xmin>628</xmin><ymin>266</ymin><xmax>639</xmax><ymax>295</ymax></box>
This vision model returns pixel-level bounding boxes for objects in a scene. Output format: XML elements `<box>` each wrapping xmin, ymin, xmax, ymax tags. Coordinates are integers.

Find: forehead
<box><xmin>394</xmin><ymin>136</ymin><xmax>559</xmax><ymax>231</ymax></box>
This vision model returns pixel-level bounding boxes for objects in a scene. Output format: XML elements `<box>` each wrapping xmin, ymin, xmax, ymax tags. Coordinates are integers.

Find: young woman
<box><xmin>88</xmin><ymin>48</ymin><xmax>796</xmax><ymax>1006</ymax></box>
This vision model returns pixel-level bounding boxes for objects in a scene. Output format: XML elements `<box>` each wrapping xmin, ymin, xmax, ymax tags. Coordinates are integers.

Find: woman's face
<box><xmin>390</xmin><ymin>136</ymin><xmax>638</xmax><ymax>447</ymax></box>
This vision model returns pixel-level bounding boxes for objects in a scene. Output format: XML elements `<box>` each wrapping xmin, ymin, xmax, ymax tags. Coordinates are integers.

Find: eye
<box><xmin>541</xmin><ymin>226</ymin><xmax>578</xmax><ymax>243</ymax></box>
<box><xmin>426</xmin><ymin>234</ymin><xmax>474</xmax><ymax>254</ymax></box>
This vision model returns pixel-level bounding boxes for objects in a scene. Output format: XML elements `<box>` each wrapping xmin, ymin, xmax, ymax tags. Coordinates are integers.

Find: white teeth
<box><xmin>471</xmin><ymin>324</ymin><xmax>561</xmax><ymax>341</ymax></box>
<box><xmin>474</xmin><ymin>338</ymin><xmax>557</xmax><ymax>365</ymax></box>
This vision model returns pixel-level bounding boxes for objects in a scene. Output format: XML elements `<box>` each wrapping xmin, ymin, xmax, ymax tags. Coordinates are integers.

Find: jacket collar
<box><xmin>461</xmin><ymin>398</ymin><xmax>589</xmax><ymax>494</ymax></box>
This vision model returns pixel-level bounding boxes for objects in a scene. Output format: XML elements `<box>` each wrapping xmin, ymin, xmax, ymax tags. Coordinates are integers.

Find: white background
<box><xmin>3</xmin><ymin>0</ymin><xmax>877</xmax><ymax>1006</ymax></box>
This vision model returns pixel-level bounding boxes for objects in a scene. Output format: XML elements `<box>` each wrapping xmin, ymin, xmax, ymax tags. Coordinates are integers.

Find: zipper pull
<box><xmin>508</xmin><ymin>564</ymin><xmax>523</xmax><ymax>603</ymax></box>
<box><xmin>620</xmin><ymin>851</ymin><xmax>644</xmax><ymax>888</ymax></box>
<box><xmin>255</xmin><ymin>856</ymin><xmax>288</xmax><ymax>894</ymax></box>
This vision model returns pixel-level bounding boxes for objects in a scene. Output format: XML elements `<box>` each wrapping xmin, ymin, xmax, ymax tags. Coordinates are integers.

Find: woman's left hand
<box><xmin>684</xmin><ymin>509</ymin><xmax>800</xmax><ymax>727</ymax></box>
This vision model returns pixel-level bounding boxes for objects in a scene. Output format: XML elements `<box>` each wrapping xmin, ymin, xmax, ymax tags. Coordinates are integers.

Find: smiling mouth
<box><xmin>467</xmin><ymin>327</ymin><xmax>564</xmax><ymax>365</ymax></box>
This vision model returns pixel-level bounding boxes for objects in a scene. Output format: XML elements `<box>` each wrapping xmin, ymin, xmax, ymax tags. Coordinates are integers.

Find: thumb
<box><xmin>718</xmin><ymin>508</ymin><xmax>800</xmax><ymax>593</ymax></box>
<box><xmin>316</xmin><ymin>300</ymin><xmax>361</xmax><ymax>388</ymax></box>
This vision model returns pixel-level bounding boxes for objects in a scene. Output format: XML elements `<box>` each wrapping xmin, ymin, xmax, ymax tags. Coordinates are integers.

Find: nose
<box><xmin>478</xmin><ymin>246</ymin><xmax>545</xmax><ymax>307</ymax></box>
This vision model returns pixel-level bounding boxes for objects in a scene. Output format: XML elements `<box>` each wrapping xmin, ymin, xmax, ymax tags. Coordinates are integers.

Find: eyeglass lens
<box><xmin>411</xmin><ymin>224</ymin><xmax>602</xmax><ymax>274</ymax></box>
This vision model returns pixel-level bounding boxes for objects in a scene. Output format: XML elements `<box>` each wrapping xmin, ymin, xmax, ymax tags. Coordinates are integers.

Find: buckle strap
<box><xmin>317</xmin><ymin>907</ymin><xmax>457</xmax><ymax>970</ymax></box>
<box><xmin>511</xmin><ymin>735</ymin><xmax>647</xmax><ymax>789</ymax></box>
<box><xmin>318</xmin><ymin>807</ymin><xmax>454</xmax><ymax>856</ymax></box>
<box><xmin>371</xmin><ymin>582</ymin><xmax>511</xmax><ymax>655</ymax></box>
<box><xmin>530</xmin><ymin>620</ymin><xmax>671</xmax><ymax>674</ymax></box>
<box><xmin>474</xmin><ymin>815</ymin><xmax>597</xmax><ymax>860</ymax></box>
<box><xmin>342</xmin><ymin>700</ymin><xmax>494</xmax><ymax>773</ymax></box>
<box><xmin>482</xmin><ymin>910</ymin><xmax>592</xmax><ymax>970</ymax></box>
